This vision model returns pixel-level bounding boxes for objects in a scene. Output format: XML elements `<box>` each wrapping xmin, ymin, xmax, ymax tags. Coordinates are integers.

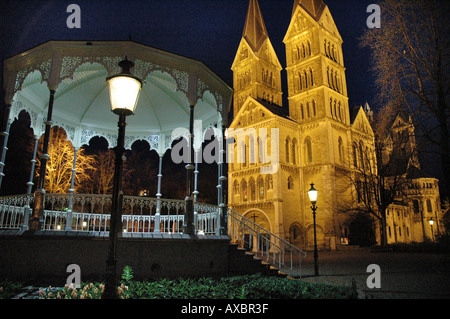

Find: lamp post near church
<box><xmin>103</xmin><ymin>57</ymin><xmax>142</xmax><ymax>299</ymax></box>
<box><xmin>308</xmin><ymin>183</ymin><xmax>319</xmax><ymax>277</ymax></box>
<box><xmin>429</xmin><ymin>218</ymin><xmax>435</xmax><ymax>242</ymax></box>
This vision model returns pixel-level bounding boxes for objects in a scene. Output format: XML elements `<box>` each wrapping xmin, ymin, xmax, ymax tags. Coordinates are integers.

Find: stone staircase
<box><xmin>227</xmin><ymin>208</ymin><xmax>306</xmax><ymax>279</ymax></box>
<box><xmin>227</xmin><ymin>243</ymin><xmax>292</xmax><ymax>278</ymax></box>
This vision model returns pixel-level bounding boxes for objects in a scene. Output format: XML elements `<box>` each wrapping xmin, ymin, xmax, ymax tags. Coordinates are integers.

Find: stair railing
<box><xmin>228</xmin><ymin>208</ymin><xmax>307</xmax><ymax>278</ymax></box>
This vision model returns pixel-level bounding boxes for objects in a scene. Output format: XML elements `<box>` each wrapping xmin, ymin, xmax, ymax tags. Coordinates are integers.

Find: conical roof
<box><xmin>292</xmin><ymin>0</ymin><xmax>326</xmax><ymax>20</ymax></box>
<box><xmin>243</xmin><ymin>0</ymin><xmax>269</xmax><ymax>52</ymax></box>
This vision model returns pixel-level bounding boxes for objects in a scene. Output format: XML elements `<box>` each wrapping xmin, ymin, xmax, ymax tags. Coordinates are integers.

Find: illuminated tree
<box><xmin>36</xmin><ymin>127</ymin><xmax>96</xmax><ymax>194</ymax></box>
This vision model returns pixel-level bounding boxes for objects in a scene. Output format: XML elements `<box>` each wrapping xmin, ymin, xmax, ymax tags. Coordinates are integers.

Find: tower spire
<box><xmin>292</xmin><ymin>0</ymin><xmax>325</xmax><ymax>20</ymax></box>
<box><xmin>243</xmin><ymin>0</ymin><xmax>269</xmax><ymax>52</ymax></box>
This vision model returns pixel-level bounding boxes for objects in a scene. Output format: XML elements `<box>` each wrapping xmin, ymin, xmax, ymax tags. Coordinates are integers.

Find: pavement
<box><xmin>10</xmin><ymin>246</ymin><xmax>450</xmax><ymax>300</ymax></box>
<box><xmin>298</xmin><ymin>247</ymin><xmax>450</xmax><ymax>299</ymax></box>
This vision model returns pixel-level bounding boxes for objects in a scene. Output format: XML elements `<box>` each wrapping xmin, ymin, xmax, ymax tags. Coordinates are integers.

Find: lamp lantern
<box><xmin>107</xmin><ymin>57</ymin><xmax>142</xmax><ymax>116</ymax></box>
<box><xmin>308</xmin><ymin>183</ymin><xmax>318</xmax><ymax>206</ymax></box>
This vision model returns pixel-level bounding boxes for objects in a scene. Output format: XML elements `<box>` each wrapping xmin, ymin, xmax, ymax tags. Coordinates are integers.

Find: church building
<box><xmin>227</xmin><ymin>0</ymin><xmax>445</xmax><ymax>250</ymax></box>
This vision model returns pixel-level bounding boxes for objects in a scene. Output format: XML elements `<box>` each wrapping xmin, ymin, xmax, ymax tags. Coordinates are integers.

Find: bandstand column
<box><xmin>183</xmin><ymin>103</ymin><xmax>196</xmax><ymax>235</ymax></box>
<box><xmin>31</xmin><ymin>89</ymin><xmax>56</xmax><ymax>231</ymax></box>
<box><xmin>193</xmin><ymin>150</ymin><xmax>200</xmax><ymax>234</ymax></box>
<box><xmin>154</xmin><ymin>154</ymin><xmax>164</xmax><ymax>234</ymax></box>
<box><xmin>21</xmin><ymin>135</ymin><xmax>39</xmax><ymax>230</ymax></box>
<box><xmin>26</xmin><ymin>136</ymin><xmax>39</xmax><ymax>195</ymax></box>
<box><xmin>65</xmin><ymin>147</ymin><xmax>79</xmax><ymax>231</ymax></box>
<box><xmin>0</xmin><ymin>104</ymin><xmax>11</xmax><ymax>190</ymax></box>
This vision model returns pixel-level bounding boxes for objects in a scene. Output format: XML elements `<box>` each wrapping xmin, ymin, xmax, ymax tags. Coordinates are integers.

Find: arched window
<box><xmin>249</xmin><ymin>178</ymin><xmax>256</xmax><ymax>201</ymax></box>
<box><xmin>334</xmin><ymin>100</ymin><xmax>337</xmax><ymax>119</ymax></box>
<box><xmin>258</xmin><ymin>176</ymin><xmax>265</xmax><ymax>200</ymax></box>
<box><xmin>327</xmin><ymin>67</ymin><xmax>330</xmax><ymax>86</ymax></box>
<box><xmin>241</xmin><ymin>180</ymin><xmax>248</xmax><ymax>202</ymax></box>
<box><xmin>330</xmin><ymin>99</ymin><xmax>333</xmax><ymax>117</ymax></box>
<box><xmin>233</xmin><ymin>180</ymin><xmax>239</xmax><ymax>196</ymax></box>
<box><xmin>233</xmin><ymin>143</ymin><xmax>239</xmax><ymax>171</ymax></box>
<box><xmin>288</xmin><ymin>176</ymin><xmax>294</xmax><ymax>190</ymax></box>
<box><xmin>302</xmin><ymin>43</ymin><xmax>306</xmax><ymax>58</ymax></box>
<box><xmin>306</xmin><ymin>102</ymin><xmax>311</xmax><ymax>118</ymax></box>
<box><xmin>310</xmin><ymin>69</ymin><xmax>314</xmax><ymax>87</ymax></box>
<box><xmin>299</xmin><ymin>72</ymin><xmax>303</xmax><ymax>90</ymax></box>
<box><xmin>353</xmin><ymin>143</ymin><xmax>358</xmax><ymax>168</ymax></box>
<box><xmin>304</xmin><ymin>70</ymin><xmax>308</xmax><ymax>88</ymax></box>
<box><xmin>266</xmin><ymin>175</ymin><xmax>273</xmax><ymax>191</ymax></box>
<box><xmin>301</xmin><ymin>104</ymin><xmax>305</xmax><ymax>120</ymax></box>
<box><xmin>426</xmin><ymin>199</ymin><xmax>433</xmax><ymax>212</ymax></box>
<box><xmin>335</xmin><ymin>72</ymin><xmax>339</xmax><ymax>92</ymax></box>
<box><xmin>305</xmin><ymin>138</ymin><xmax>313</xmax><ymax>164</ymax></box>
<box><xmin>249</xmin><ymin>136</ymin><xmax>256</xmax><ymax>164</ymax></box>
<box><xmin>240</xmin><ymin>142</ymin><xmax>247</xmax><ymax>167</ymax></box>
<box><xmin>292</xmin><ymin>139</ymin><xmax>298</xmax><ymax>165</ymax></box>
<box><xmin>308</xmin><ymin>41</ymin><xmax>311</xmax><ymax>55</ymax></box>
<box><xmin>331</xmin><ymin>70</ymin><xmax>335</xmax><ymax>89</ymax></box>
<box><xmin>285</xmin><ymin>138</ymin><xmax>290</xmax><ymax>163</ymax></box>
<box><xmin>359</xmin><ymin>141</ymin><xmax>365</xmax><ymax>169</ymax></box>
<box><xmin>312</xmin><ymin>100</ymin><xmax>317</xmax><ymax>117</ymax></box>
<box><xmin>338</xmin><ymin>137</ymin><xmax>344</xmax><ymax>163</ymax></box>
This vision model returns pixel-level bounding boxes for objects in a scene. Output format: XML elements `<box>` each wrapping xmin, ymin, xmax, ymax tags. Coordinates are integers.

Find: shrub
<box><xmin>0</xmin><ymin>281</ymin><xmax>24</xmax><ymax>299</ymax></box>
<box><xmin>39</xmin><ymin>271</ymin><xmax>356</xmax><ymax>299</ymax></box>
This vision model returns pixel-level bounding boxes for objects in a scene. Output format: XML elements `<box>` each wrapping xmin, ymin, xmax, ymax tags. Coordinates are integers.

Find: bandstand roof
<box><xmin>3</xmin><ymin>41</ymin><xmax>232</xmax><ymax>155</ymax></box>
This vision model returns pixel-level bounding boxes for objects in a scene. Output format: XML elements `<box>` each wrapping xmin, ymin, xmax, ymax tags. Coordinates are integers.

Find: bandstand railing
<box><xmin>0</xmin><ymin>194</ymin><xmax>33</xmax><ymax>229</ymax></box>
<box><xmin>0</xmin><ymin>194</ymin><xmax>220</xmax><ymax>235</ymax></box>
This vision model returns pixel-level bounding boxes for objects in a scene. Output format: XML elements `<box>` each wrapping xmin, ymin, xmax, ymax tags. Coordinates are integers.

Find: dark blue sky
<box><xmin>0</xmin><ymin>0</ymin><xmax>378</xmax><ymax>113</ymax></box>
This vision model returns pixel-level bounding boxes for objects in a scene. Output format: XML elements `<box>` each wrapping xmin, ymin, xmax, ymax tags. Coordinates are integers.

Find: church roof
<box><xmin>255</xmin><ymin>98</ymin><xmax>297</xmax><ymax>123</ymax></box>
<box><xmin>243</xmin><ymin>0</ymin><xmax>269</xmax><ymax>52</ymax></box>
<box><xmin>292</xmin><ymin>0</ymin><xmax>326</xmax><ymax>20</ymax></box>
<box><xmin>405</xmin><ymin>164</ymin><xmax>434</xmax><ymax>180</ymax></box>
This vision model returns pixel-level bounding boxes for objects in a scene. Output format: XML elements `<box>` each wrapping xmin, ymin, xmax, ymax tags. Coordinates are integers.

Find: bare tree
<box><xmin>94</xmin><ymin>149</ymin><xmax>115</xmax><ymax>194</ymax></box>
<box><xmin>337</xmin><ymin>108</ymin><xmax>417</xmax><ymax>246</ymax></box>
<box><xmin>361</xmin><ymin>0</ymin><xmax>450</xmax><ymax>199</ymax></box>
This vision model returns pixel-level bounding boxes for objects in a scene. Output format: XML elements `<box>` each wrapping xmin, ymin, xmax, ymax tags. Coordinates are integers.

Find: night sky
<box><xmin>0</xmin><ymin>0</ymin><xmax>378</xmax><ymax>114</ymax></box>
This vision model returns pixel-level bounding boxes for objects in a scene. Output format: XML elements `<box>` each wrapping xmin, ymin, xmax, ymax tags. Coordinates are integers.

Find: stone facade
<box><xmin>228</xmin><ymin>0</ymin><xmax>445</xmax><ymax>250</ymax></box>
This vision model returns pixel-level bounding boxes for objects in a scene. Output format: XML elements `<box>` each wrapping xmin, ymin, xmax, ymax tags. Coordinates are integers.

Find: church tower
<box><xmin>231</xmin><ymin>0</ymin><xmax>283</xmax><ymax>118</ymax></box>
<box><xmin>284</xmin><ymin>0</ymin><xmax>349</xmax><ymax>125</ymax></box>
<box><xmin>283</xmin><ymin>0</ymin><xmax>357</xmax><ymax>249</ymax></box>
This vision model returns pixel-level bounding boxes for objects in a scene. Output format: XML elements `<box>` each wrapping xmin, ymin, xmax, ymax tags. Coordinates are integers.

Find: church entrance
<box><xmin>289</xmin><ymin>223</ymin><xmax>306</xmax><ymax>250</ymax></box>
<box><xmin>243</xmin><ymin>211</ymin><xmax>271</xmax><ymax>253</ymax></box>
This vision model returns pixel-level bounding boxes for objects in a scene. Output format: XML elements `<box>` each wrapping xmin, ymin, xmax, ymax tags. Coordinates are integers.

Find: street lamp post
<box><xmin>103</xmin><ymin>57</ymin><xmax>142</xmax><ymax>299</ymax></box>
<box><xmin>308</xmin><ymin>183</ymin><xmax>319</xmax><ymax>277</ymax></box>
<box><xmin>429</xmin><ymin>218</ymin><xmax>434</xmax><ymax>242</ymax></box>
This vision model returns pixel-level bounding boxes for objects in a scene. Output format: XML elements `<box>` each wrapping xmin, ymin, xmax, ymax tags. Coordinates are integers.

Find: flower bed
<box><xmin>36</xmin><ymin>274</ymin><xmax>356</xmax><ymax>299</ymax></box>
